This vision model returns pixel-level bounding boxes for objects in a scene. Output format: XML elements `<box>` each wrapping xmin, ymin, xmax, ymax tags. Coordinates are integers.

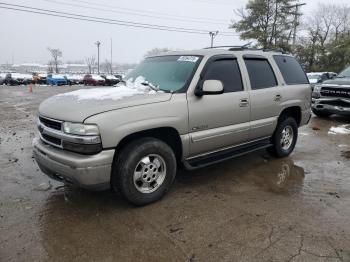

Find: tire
<box><xmin>312</xmin><ymin>108</ymin><xmax>332</xmax><ymax>118</ymax></box>
<box><xmin>112</xmin><ymin>137</ymin><xmax>177</xmax><ymax>206</ymax></box>
<box><xmin>268</xmin><ymin>116</ymin><xmax>298</xmax><ymax>158</ymax></box>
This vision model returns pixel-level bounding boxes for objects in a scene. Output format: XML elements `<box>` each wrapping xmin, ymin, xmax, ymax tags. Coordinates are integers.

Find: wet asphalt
<box><xmin>0</xmin><ymin>85</ymin><xmax>349</xmax><ymax>262</ymax></box>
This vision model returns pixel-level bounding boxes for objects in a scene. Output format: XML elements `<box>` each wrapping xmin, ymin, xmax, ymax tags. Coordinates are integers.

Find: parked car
<box><xmin>0</xmin><ymin>76</ymin><xmax>3</xmax><ymax>85</ymax></box>
<box><xmin>101</xmin><ymin>75</ymin><xmax>120</xmax><ymax>86</ymax></box>
<box><xmin>307</xmin><ymin>72</ymin><xmax>337</xmax><ymax>90</ymax></box>
<box><xmin>114</xmin><ymin>74</ymin><xmax>124</xmax><ymax>81</ymax></box>
<box><xmin>312</xmin><ymin>65</ymin><xmax>350</xmax><ymax>117</ymax></box>
<box><xmin>4</xmin><ymin>73</ymin><xmax>21</xmax><ymax>85</ymax></box>
<box><xmin>47</xmin><ymin>74</ymin><xmax>68</xmax><ymax>86</ymax></box>
<box><xmin>21</xmin><ymin>73</ymin><xmax>35</xmax><ymax>85</ymax></box>
<box><xmin>33</xmin><ymin>73</ymin><xmax>47</xmax><ymax>85</ymax></box>
<box><xmin>83</xmin><ymin>74</ymin><xmax>105</xmax><ymax>86</ymax></box>
<box><xmin>66</xmin><ymin>74</ymin><xmax>84</xmax><ymax>85</ymax></box>
<box><xmin>34</xmin><ymin>47</ymin><xmax>311</xmax><ymax>206</ymax></box>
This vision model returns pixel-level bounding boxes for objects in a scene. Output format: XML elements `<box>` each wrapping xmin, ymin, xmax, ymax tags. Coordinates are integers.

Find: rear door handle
<box><xmin>274</xmin><ymin>94</ymin><xmax>282</xmax><ymax>101</ymax></box>
<box><xmin>239</xmin><ymin>98</ymin><xmax>249</xmax><ymax>107</ymax></box>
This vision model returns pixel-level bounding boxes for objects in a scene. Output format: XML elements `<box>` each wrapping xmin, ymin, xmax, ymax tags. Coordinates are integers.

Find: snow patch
<box><xmin>328</xmin><ymin>125</ymin><xmax>350</xmax><ymax>135</ymax></box>
<box><xmin>57</xmin><ymin>76</ymin><xmax>158</xmax><ymax>101</ymax></box>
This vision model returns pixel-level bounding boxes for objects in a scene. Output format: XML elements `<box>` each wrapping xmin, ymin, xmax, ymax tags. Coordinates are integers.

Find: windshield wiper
<box><xmin>141</xmin><ymin>81</ymin><xmax>171</xmax><ymax>93</ymax></box>
<box><xmin>336</xmin><ymin>76</ymin><xmax>349</xmax><ymax>78</ymax></box>
<box><xmin>141</xmin><ymin>81</ymin><xmax>159</xmax><ymax>91</ymax></box>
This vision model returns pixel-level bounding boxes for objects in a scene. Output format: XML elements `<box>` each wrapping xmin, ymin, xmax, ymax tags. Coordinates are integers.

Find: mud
<box><xmin>1</xmin><ymin>85</ymin><xmax>350</xmax><ymax>262</ymax></box>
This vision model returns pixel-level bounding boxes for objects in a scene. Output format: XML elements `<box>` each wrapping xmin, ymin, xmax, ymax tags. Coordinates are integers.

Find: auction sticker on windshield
<box><xmin>177</xmin><ymin>56</ymin><xmax>199</xmax><ymax>62</ymax></box>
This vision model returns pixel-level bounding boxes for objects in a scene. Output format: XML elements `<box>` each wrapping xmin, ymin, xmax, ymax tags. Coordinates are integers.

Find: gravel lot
<box><xmin>1</xmin><ymin>85</ymin><xmax>350</xmax><ymax>262</ymax></box>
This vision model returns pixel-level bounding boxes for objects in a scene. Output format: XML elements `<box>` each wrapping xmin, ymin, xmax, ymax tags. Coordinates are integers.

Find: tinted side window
<box><xmin>273</xmin><ymin>55</ymin><xmax>309</xmax><ymax>84</ymax></box>
<box><xmin>244</xmin><ymin>59</ymin><xmax>277</xmax><ymax>90</ymax></box>
<box><xmin>204</xmin><ymin>59</ymin><xmax>243</xmax><ymax>93</ymax></box>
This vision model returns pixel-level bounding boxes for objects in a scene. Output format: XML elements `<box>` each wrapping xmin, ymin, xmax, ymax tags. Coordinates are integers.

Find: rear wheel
<box><xmin>268</xmin><ymin>116</ymin><xmax>298</xmax><ymax>158</ymax></box>
<box><xmin>112</xmin><ymin>137</ymin><xmax>177</xmax><ymax>206</ymax></box>
<box><xmin>312</xmin><ymin>108</ymin><xmax>332</xmax><ymax>118</ymax></box>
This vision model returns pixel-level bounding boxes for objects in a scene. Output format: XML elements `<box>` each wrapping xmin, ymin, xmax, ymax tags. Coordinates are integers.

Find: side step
<box><xmin>183</xmin><ymin>139</ymin><xmax>272</xmax><ymax>170</ymax></box>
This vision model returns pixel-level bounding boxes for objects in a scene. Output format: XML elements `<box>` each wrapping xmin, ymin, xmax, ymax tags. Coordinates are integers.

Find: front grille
<box><xmin>321</xmin><ymin>87</ymin><xmax>350</xmax><ymax>99</ymax></box>
<box><xmin>39</xmin><ymin>117</ymin><xmax>62</xmax><ymax>130</ymax></box>
<box><xmin>42</xmin><ymin>134</ymin><xmax>61</xmax><ymax>146</ymax></box>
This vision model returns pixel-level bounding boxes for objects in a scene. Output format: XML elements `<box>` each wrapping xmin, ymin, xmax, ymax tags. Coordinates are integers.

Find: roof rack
<box><xmin>203</xmin><ymin>45</ymin><xmax>246</xmax><ymax>50</ymax></box>
<box><xmin>203</xmin><ymin>45</ymin><xmax>287</xmax><ymax>54</ymax></box>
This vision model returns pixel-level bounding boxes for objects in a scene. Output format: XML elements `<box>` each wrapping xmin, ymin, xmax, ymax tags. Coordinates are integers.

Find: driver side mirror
<box><xmin>195</xmin><ymin>80</ymin><xmax>224</xmax><ymax>96</ymax></box>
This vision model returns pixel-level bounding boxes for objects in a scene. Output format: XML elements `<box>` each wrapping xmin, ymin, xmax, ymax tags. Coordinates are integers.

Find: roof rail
<box><xmin>203</xmin><ymin>45</ymin><xmax>287</xmax><ymax>54</ymax></box>
<box><xmin>203</xmin><ymin>45</ymin><xmax>246</xmax><ymax>49</ymax></box>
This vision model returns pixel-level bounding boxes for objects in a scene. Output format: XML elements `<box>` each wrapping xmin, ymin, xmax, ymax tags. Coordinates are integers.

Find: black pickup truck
<box><xmin>312</xmin><ymin>65</ymin><xmax>350</xmax><ymax>117</ymax></box>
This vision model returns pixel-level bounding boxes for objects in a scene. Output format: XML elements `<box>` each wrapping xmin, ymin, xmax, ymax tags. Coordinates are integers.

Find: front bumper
<box><xmin>312</xmin><ymin>98</ymin><xmax>350</xmax><ymax>115</ymax></box>
<box><xmin>33</xmin><ymin>138</ymin><xmax>114</xmax><ymax>190</ymax></box>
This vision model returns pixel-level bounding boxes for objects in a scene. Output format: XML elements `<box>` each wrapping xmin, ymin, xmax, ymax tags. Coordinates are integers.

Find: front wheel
<box><xmin>112</xmin><ymin>137</ymin><xmax>177</xmax><ymax>206</ymax></box>
<box><xmin>268</xmin><ymin>116</ymin><xmax>298</xmax><ymax>158</ymax></box>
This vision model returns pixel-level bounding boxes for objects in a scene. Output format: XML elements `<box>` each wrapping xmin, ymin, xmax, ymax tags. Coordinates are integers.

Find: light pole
<box><xmin>95</xmin><ymin>41</ymin><xmax>101</xmax><ymax>74</ymax></box>
<box><xmin>209</xmin><ymin>31</ymin><xmax>219</xmax><ymax>48</ymax></box>
<box><xmin>110</xmin><ymin>38</ymin><xmax>113</xmax><ymax>75</ymax></box>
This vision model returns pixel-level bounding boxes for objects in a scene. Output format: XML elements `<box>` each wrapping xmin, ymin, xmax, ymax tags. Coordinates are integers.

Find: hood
<box><xmin>323</xmin><ymin>77</ymin><xmax>350</xmax><ymax>86</ymax></box>
<box><xmin>39</xmin><ymin>87</ymin><xmax>172</xmax><ymax>122</ymax></box>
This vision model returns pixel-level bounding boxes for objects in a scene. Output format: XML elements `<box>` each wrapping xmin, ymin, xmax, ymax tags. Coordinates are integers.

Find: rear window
<box><xmin>273</xmin><ymin>55</ymin><xmax>309</xmax><ymax>85</ymax></box>
<box><xmin>244</xmin><ymin>59</ymin><xmax>277</xmax><ymax>90</ymax></box>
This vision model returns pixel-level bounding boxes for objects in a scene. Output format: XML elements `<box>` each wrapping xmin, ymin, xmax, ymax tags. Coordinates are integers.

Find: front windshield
<box><xmin>125</xmin><ymin>55</ymin><xmax>201</xmax><ymax>92</ymax></box>
<box><xmin>338</xmin><ymin>66</ymin><xmax>350</xmax><ymax>78</ymax></box>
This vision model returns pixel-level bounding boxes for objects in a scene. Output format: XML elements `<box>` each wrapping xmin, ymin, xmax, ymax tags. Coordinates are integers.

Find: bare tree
<box><xmin>47</xmin><ymin>47</ymin><xmax>62</xmax><ymax>73</ymax></box>
<box><xmin>102</xmin><ymin>59</ymin><xmax>112</xmax><ymax>75</ymax></box>
<box><xmin>85</xmin><ymin>56</ymin><xmax>96</xmax><ymax>74</ymax></box>
<box><xmin>144</xmin><ymin>48</ymin><xmax>171</xmax><ymax>57</ymax></box>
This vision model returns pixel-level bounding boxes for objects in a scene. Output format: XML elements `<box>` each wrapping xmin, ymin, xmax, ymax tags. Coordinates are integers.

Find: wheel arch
<box><xmin>279</xmin><ymin>106</ymin><xmax>302</xmax><ymax>126</ymax></box>
<box><xmin>115</xmin><ymin>127</ymin><xmax>183</xmax><ymax>164</ymax></box>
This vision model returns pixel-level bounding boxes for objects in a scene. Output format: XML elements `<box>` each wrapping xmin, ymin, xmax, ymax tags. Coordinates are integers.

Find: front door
<box><xmin>187</xmin><ymin>56</ymin><xmax>250</xmax><ymax>157</ymax></box>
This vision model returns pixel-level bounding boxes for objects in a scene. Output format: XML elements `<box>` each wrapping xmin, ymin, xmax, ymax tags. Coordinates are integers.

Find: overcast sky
<box><xmin>0</xmin><ymin>0</ymin><xmax>348</xmax><ymax>64</ymax></box>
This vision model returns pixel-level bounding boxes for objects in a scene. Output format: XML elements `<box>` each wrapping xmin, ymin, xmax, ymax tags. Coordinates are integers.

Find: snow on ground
<box><xmin>328</xmin><ymin>125</ymin><xmax>350</xmax><ymax>135</ymax></box>
<box><xmin>57</xmin><ymin>76</ymin><xmax>158</xmax><ymax>101</ymax></box>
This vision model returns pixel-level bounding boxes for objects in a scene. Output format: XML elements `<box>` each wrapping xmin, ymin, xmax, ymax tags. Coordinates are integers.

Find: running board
<box><xmin>183</xmin><ymin>139</ymin><xmax>272</xmax><ymax>170</ymax></box>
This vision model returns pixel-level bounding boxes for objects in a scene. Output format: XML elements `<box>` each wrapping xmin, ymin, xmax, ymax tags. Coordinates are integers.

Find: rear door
<box><xmin>243</xmin><ymin>55</ymin><xmax>283</xmax><ymax>140</ymax></box>
<box><xmin>188</xmin><ymin>55</ymin><xmax>250</xmax><ymax>157</ymax></box>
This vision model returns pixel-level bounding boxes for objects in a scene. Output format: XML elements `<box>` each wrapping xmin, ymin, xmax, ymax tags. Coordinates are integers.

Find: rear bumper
<box><xmin>312</xmin><ymin>98</ymin><xmax>350</xmax><ymax>115</ymax></box>
<box><xmin>33</xmin><ymin>138</ymin><xmax>114</xmax><ymax>190</ymax></box>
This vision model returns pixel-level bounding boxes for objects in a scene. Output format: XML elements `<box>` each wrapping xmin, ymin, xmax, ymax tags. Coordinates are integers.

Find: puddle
<box><xmin>328</xmin><ymin>125</ymin><xmax>350</xmax><ymax>135</ymax></box>
<box><xmin>247</xmin><ymin>158</ymin><xmax>305</xmax><ymax>194</ymax></box>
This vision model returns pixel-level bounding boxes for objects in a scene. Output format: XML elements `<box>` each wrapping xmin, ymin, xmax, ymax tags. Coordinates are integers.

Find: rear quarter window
<box><xmin>273</xmin><ymin>55</ymin><xmax>309</xmax><ymax>85</ymax></box>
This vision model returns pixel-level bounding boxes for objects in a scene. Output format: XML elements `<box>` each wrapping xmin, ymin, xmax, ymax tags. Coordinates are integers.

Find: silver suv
<box><xmin>33</xmin><ymin>47</ymin><xmax>311</xmax><ymax>205</ymax></box>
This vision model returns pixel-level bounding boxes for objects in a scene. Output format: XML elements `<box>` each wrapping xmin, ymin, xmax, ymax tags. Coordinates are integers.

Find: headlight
<box><xmin>313</xmin><ymin>85</ymin><xmax>322</xmax><ymax>93</ymax></box>
<box><xmin>63</xmin><ymin>122</ymin><xmax>100</xmax><ymax>136</ymax></box>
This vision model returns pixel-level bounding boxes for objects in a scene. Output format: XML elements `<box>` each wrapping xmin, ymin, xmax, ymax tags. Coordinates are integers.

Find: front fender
<box><xmin>84</xmin><ymin>94</ymin><xmax>189</xmax><ymax>149</ymax></box>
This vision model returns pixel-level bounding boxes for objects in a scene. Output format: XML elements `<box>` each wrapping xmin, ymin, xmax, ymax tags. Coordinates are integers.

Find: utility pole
<box><xmin>95</xmin><ymin>41</ymin><xmax>101</xmax><ymax>74</ymax></box>
<box><xmin>209</xmin><ymin>31</ymin><xmax>219</xmax><ymax>47</ymax></box>
<box><xmin>286</xmin><ymin>2</ymin><xmax>306</xmax><ymax>49</ymax></box>
<box><xmin>110</xmin><ymin>38</ymin><xmax>113</xmax><ymax>75</ymax></box>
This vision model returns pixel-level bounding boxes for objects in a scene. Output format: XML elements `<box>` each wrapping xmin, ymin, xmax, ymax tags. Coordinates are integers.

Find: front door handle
<box><xmin>239</xmin><ymin>98</ymin><xmax>249</xmax><ymax>107</ymax></box>
<box><xmin>274</xmin><ymin>94</ymin><xmax>282</xmax><ymax>101</ymax></box>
